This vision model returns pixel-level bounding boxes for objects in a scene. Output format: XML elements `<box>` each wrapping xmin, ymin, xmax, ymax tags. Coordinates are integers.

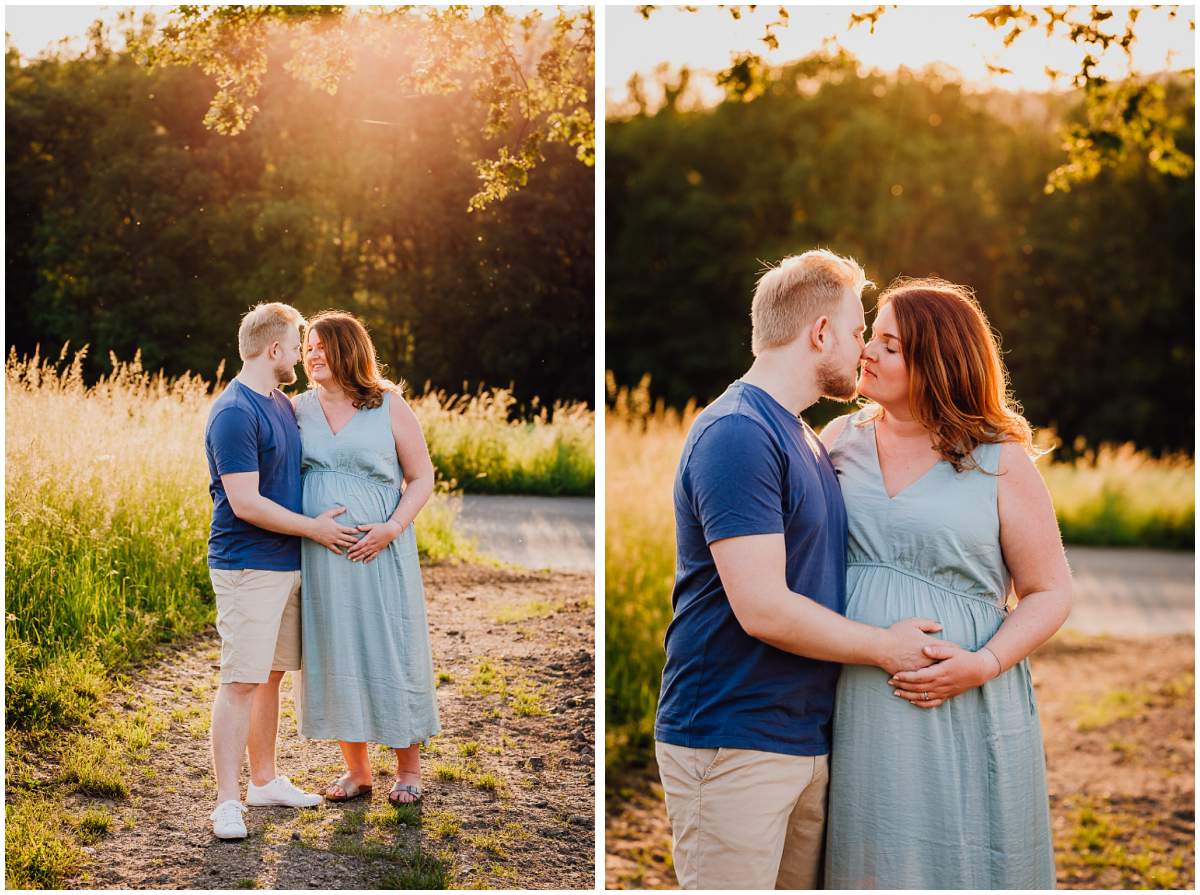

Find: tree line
<box><xmin>606</xmin><ymin>49</ymin><xmax>1194</xmax><ymax>454</ymax></box>
<box><xmin>6</xmin><ymin>24</ymin><xmax>594</xmax><ymax>409</ymax></box>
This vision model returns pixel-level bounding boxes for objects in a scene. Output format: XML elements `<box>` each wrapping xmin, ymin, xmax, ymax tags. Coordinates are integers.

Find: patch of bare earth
<box><xmin>605</xmin><ymin>633</ymin><xmax>1194</xmax><ymax>890</ymax></box>
<box><xmin>58</xmin><ymin>564</ymin><xmax>594</xmax><ymax>890</ymax></box>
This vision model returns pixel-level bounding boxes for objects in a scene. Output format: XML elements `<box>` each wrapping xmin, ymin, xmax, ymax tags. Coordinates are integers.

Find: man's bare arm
<box><xmin>711</xmin><ymin>533</ymin><xmax>944</xmax><ymax>674</ymax></box>
<box><xmin>221</xmin><ymin>471</ymin><xmax>359</xmax><ymax>554</ymax></box>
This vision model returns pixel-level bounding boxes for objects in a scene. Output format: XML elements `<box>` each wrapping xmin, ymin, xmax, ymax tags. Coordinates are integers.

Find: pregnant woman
<box><xmin>295</xmin><ymin>310</ymin><xmax>441</xmax><ymax>807</ymax></box>
<box><xmin>820</xmin><ymin>278</ymin><xmax>1073</xmax><ymax>888</ymax></box>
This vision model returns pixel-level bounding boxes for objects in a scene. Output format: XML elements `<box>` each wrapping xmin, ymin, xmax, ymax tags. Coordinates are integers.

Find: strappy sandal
<box><xmin>325</xmin><ymin>773</ymin><xmax>372</xmax><ymax>803</ymax></box>
<box><xmin>388</xmin><ymin>781</ymin><xmax>423</xmax><ymax>807</ymax></box>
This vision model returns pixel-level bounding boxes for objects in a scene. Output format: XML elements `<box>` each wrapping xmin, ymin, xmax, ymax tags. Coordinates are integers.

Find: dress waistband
<box><xmin>848</xmin><ymin>561</ymin><xmax>1007</xmax><ymax>612</ymax></box>
<box><xmin>302</xmin><ymin>467</ymin><xmax>401</xmax><ymax>492</ymax></box>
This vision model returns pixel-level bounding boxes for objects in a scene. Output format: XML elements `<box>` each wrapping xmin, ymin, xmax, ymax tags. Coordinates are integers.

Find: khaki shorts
<box><xmin>209</xmin><ymin>568</ymin><xmax>301</xmax><ymax>685</ymax></box>
<box><xmin>656</xmin><ymin>741</ymin><xmax>830</xmax><ymax>890</ymax></box>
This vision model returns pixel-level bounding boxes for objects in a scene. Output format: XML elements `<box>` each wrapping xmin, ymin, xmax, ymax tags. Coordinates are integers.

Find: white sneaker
<box><xmin>246</xmin><ymin>775</ymin><xmax>322</xmax><ymax>808</ymax></box>
<box><xmin>210</xmin><ymin>800</ymin><xmax>247</xmax><ymax>839</ymax></box>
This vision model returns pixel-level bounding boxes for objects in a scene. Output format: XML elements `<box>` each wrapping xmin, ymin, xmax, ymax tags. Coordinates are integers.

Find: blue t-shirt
<box><xmin>655</xmin><ymin>380</ymin><xmax>848</xmax><ymax>756</ymax></box>
<box><xmin>205</xmin><ymin>378</ymin><xmax>303</xmax><ymax>571</ymax></box>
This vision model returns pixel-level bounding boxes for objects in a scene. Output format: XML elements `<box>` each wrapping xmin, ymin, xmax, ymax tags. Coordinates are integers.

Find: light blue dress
<box><xmin>295</xmin><ymin>388</ymin><xmax>440</xmax><ymax>748</ymax></box>
<box><xmin>824</xmin><ymin>408</ymin><xmax>1054</xmax><ymax>889</ymax></box>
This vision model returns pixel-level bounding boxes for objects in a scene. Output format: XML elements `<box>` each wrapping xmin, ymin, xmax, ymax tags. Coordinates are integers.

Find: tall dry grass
<box><xmin>604</xmin><ymin>376</ymin><xmax>1195</xmax><ymax>771</ymax></box>
<box><xmin>7</xmin><ymin>347</ymin><xmax>566</xmax><ymax>733</ymax></box>
<box><xmin>412</xmin><ymin>388</ymin><xmax>594</xmax><ymax>496</ymax></box>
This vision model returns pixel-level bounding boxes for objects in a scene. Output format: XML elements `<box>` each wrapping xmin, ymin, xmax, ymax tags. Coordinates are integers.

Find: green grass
<box><xmin>464</xmin><ymin>659</ymin><xmax>550</xmax><ymax>717</ymax></box>
<box><xmin>60</xmin><ymin>733</ymin><xmax>130</xmax><ymax>799</ymax></box>
<box><xmin>430</xmin><ymin>759</ymin><xmax>506</xmax><ymax>795</ymax></box>
<box><xmin>413</xmin><ymin>388</ymin><xmax>594</xmax><ymax>496</ymax></box>
<box><xmin>5</xmin><ymin>798</ymin><xmax>83</xmax><ymax>889</ymax></box>
<box><xmin>604</xmin><ymin>376</ymin><xmax>1197</xmax><ymax>773</ymax></box>
<box><xmin>1074</xmin><ymin>689</ymin><xmax>1153</xmax><ymax>733</ymax></box>
<box><xmin>376</xmin><ymin>850</ymin><xmax>452</xmax><ymax>889</ymax></box>
<box><xmin>1074</xmin><ymin>673</ymin><xmax>1194</xmax><ymax>732</ymax></box>
<box><xmin>73</xmin><ymin>808</ymin><xmax>113</xmax><ymax>844</ymax></box>
<box><xmin>1056</xmin><ymin>796</ymin><xmax>1191</xmax><ymax>888</ymax></box>
<box><xmin>423</xmin><ymin>810</ymin><xmax>462</xmax><ymax>840</ymax></box>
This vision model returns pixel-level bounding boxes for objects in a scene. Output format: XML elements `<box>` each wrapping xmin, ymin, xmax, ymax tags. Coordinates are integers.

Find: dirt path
<box><xmin>1064</xmin><ymin>547</ymin><xmax>1193</xmax><ymax>636</ymax></box>
<box><xmin>458</xmin><ymin>495</ymin><xmax>595</xmax><ymax>572</ymax></box>
<box><xmin>61</xmin><ymin>564</ymin><xmax>595</xmax><ymax>890</ymax></box>
<box><xmin>605</xmin><ymin>633</ymin><xmax>1194</xmax><ymax>890</ymax></box>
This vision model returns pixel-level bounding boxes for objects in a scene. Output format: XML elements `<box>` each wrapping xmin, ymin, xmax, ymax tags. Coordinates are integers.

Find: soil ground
<box><xmin>33</xmin><ymin>564</ymin><xmax>594</xmax><ymax>890</ymax></box>
<box><xmin>605</xmin><ymin>632</ymin><xmax>1194</xmax><ymax>890</ymax></box>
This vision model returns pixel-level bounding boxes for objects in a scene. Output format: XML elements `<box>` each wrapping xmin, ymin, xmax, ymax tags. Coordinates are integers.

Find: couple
<box><xmin>655</xmin><ymin>250</ymin><xmax>1073</xmax><ymax>889</ymax></box>
<box><xmin>203</xmin><ymin>303</ymin><xmax>440</xmax><ymax>840</ymax></box>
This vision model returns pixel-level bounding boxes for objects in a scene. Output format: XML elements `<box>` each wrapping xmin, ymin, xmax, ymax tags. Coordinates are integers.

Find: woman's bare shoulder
<box><xmin>818</xmin><ymin>410</ymin><xmax>858</xmax><ymax>451</ymax></box>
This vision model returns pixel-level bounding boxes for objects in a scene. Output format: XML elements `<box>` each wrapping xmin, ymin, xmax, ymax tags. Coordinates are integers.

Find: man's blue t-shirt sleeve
<box><xmin>685</xmin><ymin>414</ymin><xmax>785</xmax><ymax>544</ymax></box>
<box><xmin>209</xmin><ymin>406</ymin><xmax>260</xmax><ymax>477</ymax></box>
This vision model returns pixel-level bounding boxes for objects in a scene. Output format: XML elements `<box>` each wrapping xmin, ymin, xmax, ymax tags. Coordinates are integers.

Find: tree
<box><xmin>6</xmin><ymin>27</ymin><xmax>595</xmax><ymax>407</ymax></box>
<box><xmin>634</xmin><ymin>5</ymin><xmax>1195</xmax><ymax>193</ymax></box>
<box><xmin>133</xmin><ymin>5</ymin><xmax>594</xmax><ymax>211</ymax></box>
<box><xmin>606</xmin><ymin>51</ymin><xmax>1193</xmax><ymax>453</ymax></box>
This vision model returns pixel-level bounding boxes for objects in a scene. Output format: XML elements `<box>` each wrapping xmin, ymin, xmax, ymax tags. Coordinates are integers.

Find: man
<box><xmin>204</xmin><ymin>302</ymin><xmax>360</xmax><ymax>839</ymax></box>
<box><xmin>654</xmin><ymin>250</ymin><xmax>945</xmax><ymax>888</ymax></box>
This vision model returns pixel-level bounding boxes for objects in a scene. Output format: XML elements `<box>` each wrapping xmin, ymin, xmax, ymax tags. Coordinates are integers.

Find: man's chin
<box><xmin>277</xmin><ymin>368</ymin><xmax>299</xmax><ymax>386</ymax></box>
<box><xmin>820</xmin><ymin>378</ymin><xmax>859</xmax><ymax>402</ymax></box>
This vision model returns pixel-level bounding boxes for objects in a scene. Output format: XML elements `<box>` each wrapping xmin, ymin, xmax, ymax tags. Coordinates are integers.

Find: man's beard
<box><xmin>817</xmin><ymin>357</ymin><xmax>858</xmax><ymax>401</ymax></box>
<box><xmin>275</xmin><ymin>361</ymin><xmax>298</xmax><ymax>386</ymax></box>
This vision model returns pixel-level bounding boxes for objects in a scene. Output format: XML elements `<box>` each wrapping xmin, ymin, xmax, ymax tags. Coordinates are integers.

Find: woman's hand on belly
<box><xmin>887</xmin><ymin>642</ymin><xmax>1000</xmax><ymax>708</ymax></box>
<box><xmin>346</xmin><ymin>519</ymin><xmax>403</xmax><ymax>563</ymax></box>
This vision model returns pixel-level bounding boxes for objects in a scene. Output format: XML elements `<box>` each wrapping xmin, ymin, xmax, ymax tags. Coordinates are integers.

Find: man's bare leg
<box><xmin>211</xmin><ymin>682</ymin><xmax>258</xmax><ymax>805</ymax></box>
<box><xmin>247</xmin><ymin>670</ymin><xmax>285</xmax><ymax>786</ymax></box>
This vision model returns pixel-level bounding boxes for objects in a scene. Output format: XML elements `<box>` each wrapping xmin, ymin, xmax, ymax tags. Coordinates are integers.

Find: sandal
<box><xmin>325</xmin><ymin>773</ymin><xmax>373</xmax><ymax>803</ymax></box>
<box><xmin>388</xmin><ymin>781</ymin><xmax>423</xmax><ymax>807</ymax></box>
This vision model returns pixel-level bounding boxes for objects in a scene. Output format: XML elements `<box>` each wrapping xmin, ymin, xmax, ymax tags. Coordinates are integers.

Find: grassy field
<box><xmin>5</xmin><ymin>348</ymin><xmax>593</xmax><ymax>887</ymax></box>
<box><xmin>413</xmin><ymin>388</ymin><xmax>594</xmax><ymax>497</ymax></box>
<box><xmin>5</xmin><ymin>347</ymin><xmax>594</xmax><ymax>735</ymax></box>
<box><xmin>604</xmin><ymin>378</ymin><xmax>1195</xmax><ymax>772</ymax></box>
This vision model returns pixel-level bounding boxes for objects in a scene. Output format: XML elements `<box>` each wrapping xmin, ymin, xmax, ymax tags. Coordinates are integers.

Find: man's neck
<box><xmin>236</xmin><ymin>363</ymin><xmax>279</xmax><ymax>396</ymax></box>
<box><xmin>740</xmin><ymin>354</ymin><xmax>820</xmax><ymax>417</ymax></box>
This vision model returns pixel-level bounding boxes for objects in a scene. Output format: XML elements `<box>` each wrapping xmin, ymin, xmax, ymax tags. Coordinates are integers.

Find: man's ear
<box><xmin>809</xmin><ymin>316</ymin><xmax>831</xmax><ymax>351</ymax></box>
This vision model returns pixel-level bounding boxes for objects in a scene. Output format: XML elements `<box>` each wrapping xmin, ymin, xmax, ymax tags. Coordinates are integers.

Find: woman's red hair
<box><xmin>867</xmin><ymin>277</ymin><xmax>1033</xmax><ymax>472</ymax></box>
<box><xmin>304</xmin><ymin>311</ymin><xmax>397</xmax><ymax>409</ymax></box>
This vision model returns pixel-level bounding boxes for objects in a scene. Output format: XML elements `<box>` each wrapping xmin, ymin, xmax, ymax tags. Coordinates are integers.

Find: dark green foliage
<box><xmin>606</xmin><ymin>51</ymin><xmax>1194</xmax><ymax>454</ymax></box>
<box><xmin>6</xmin><ymin>30</ymin><xmax>593</xmax><ymax>411</ymax></box>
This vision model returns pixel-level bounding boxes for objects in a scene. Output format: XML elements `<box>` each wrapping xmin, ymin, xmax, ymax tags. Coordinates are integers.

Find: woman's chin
<box><xmin>856</xmin><ymin>378</ymin><xmax>875</xmax><ymax>400</ymax></box>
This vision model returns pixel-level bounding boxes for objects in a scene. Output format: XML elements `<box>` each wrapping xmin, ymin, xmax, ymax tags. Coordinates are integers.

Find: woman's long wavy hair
<box><xmin>304</xmin><ymin>311</ymin><xmax>398</xmax><ymax>409</ymax></box>
<box><xmin>864</xmin><ymin>278</ymin><xmax>1034</xmax><ymax>473</ymax></box>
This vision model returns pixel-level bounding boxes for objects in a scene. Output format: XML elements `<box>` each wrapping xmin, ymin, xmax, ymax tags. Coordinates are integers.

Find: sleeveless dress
<box><xmin>294</xmin><ymin>389</ymin><xmax>440</xmax><ymax>748</ymax></box>
<box><xmin>824</xmin><ymin>407</ymin><xmax>1055</xmax><ymax>889</ymax></box>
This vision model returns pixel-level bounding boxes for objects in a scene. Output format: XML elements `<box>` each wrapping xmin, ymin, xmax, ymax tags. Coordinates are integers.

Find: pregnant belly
<box><xmin>302</xmin><ymin>470</ymin><xmax>399</xmax><ymax>529</ymax></box>
<box><xmin>847</xmin><ymin>563</ymin><xmax>1005</xmax><ymax>652</ymax></box>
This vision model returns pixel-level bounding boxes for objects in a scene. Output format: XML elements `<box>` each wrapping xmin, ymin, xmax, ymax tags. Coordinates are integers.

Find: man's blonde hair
<box><xmin>237</xmin><ymin>302</ymin><xmax>306</xmax><ymax>360</ymax></box>
<box><xmin>751</xmin><ymin>249</ymin><xmax>873</xmax><ymax>355</ymax></box>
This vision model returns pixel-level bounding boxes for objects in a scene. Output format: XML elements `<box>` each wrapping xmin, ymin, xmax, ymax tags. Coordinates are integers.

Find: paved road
<box><xmin>458</xmin><ymin>495</ymin><xmax>594</xmax><ymax>572</ymax></box>
<box><xmin>456</xmin><ymin>498</ymin><xmax>1192</xmax><ymax>635</ymax></box>
<box><xmin>1063</xmin><ymin>545</ymin><xmax>1193</xmax><ymax>636</ymax></box>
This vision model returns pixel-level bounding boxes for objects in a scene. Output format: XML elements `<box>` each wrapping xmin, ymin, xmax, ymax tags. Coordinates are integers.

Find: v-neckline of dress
<box><xmin>869</xmin><ymin>419</ymin><xmax>944</xmax><ymax>501</ymax></box>
<box><xmin>315</xmin><ymin>391</ymin><xmax>361</xmax><ymax>438</ymax></box>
